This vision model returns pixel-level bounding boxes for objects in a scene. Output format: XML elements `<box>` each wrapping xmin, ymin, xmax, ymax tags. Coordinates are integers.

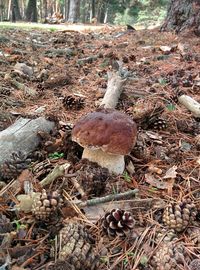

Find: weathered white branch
<box><xmin>178</xmin><ymin>94</ymin><xmax>200</xmax><ymax>118</ymax></box>
<box><xmin>40</xmin><ymin>162</ymin><xmax>70</xmax><ymax>187</ymax></box>
<box><xmin>100</xmin><ymin>71</ymin><xmax>125</xmax><ymax>109</ymax></box>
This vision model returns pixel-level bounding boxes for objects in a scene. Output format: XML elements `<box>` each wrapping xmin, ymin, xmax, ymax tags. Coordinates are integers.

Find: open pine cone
<box><xmin>102</xmin><ymin>209</ymin><xmax>135</xmax><ymax>238</ymax></box>
<box><xmin>75</xmin><ymin>159</ymin><xmax>109</xmax><ymax>197</ymax></box>
<box><xmin>155</xmin><ymin>228</ymin><xmax>177</xmax><ymax>244</ymax></box>
<box><xmin>186</xmin><ymin>226</ymin><xmax>200</xmax><ymax>246</ymax></box>
<box><xmin>149</xmin><ymin>117</ymin><xmax>167</xmax><ymax>130</ymax></box>
<box><xmin>0</xmin><ymin>151</ymin><xmax>31</xmax><ymax>181</ymax></box>
<box><xmin>153</xmin><ymin>242</ymin><xmax>185</xmax><ymax>270</ymax></box>
<box><xmin>32</xmin><ymin>189</ymin><xmax>63</xmax><ymax>221</ymax></box>
<box><xmin>58</xmin><ymin>221</ymin><xmax>98</xmax><ymax>270</ymax></box>
<box><xmin>189</xmin><ymin>259</ymin><xmax>200</xmax><ymax>270</ymax></box>
<box><xmin>63</xmin><ymin>95</ymin><xmax>85</xmax><ymax>110</ymax></box>
<box><xmin>162</xmin><ymin>198</ymin><xmax>197</xmax><ymax>232</ymax></box>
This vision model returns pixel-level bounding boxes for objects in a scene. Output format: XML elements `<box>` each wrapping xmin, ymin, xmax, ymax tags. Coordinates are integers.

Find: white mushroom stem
<box><xmin>82</xmin><ymin>148</ymin><xmax>125</xmax><ymax>175</ymax></box>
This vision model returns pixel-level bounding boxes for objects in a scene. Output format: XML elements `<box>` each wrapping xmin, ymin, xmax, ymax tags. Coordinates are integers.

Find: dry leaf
<box><xmin>146</xmin><ymin>131</ymin><xmax>163</xmax><ymax>144</ymax></box>
<box><xmin>159</xmin><ymin>45</ymin><xmax>172</xmax><ymax>54</ymax></box>
<box><xmin>177</xmin><ymin>42</ymin><xmax>189</xmax><ymax>55</ymax></box>
<box><xmin>145</xmin><ymin>173</ymin><xmax>168</xmax><ymax>189</ymax></box>
<box><xmin>163</xmin><ymin>166</ymin><xmax>177</xmax><ymax>179</ymax></box>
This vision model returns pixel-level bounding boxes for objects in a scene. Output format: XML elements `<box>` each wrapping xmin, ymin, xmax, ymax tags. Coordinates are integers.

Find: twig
<box><xmin>40</xmin><ymin>162</ymin><xmax>71</xmax><ymax>187</ymax></box>
<box><xmin>69</xmin><ymin>177</ymin><xmax>86</xmax><ymax>198</ymax></box>
<box><xmin>5</xmin><ymin>74</ymin><xmax>37</xmax><ymax>97</ymax></box>
<box><xmin>76</xmin><ymin>189</ymin><xmax>139</xmax><ymax>207</ymax></box>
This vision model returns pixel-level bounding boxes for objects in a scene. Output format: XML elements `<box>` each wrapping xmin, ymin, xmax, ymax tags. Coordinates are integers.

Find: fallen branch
<box><xmin>100</xmin><ymin>71</ymin><xmax>125</xmax><ymax>109</ymax></box>
<box><xmin>76</xmin><ymin>189</ymin><xmax>139</xmax><ymax>207</ymax></box>
<box><xmin>5</xmin><ymin>74</ymin><xmax>37</xmax><ymax>97</ymax></box>
<box><xmin>40</xmin><ymin>162</ymin><xmax>70</xmax><ymax>187</ymax></box>
<box><xmin>77</xmin><ymin>55</ymin><xmax>98</xmax><ymax>65</ymax></box>
<box><xmin>178</xmin><ymin>94</ymin><xmax>200</xmax><ymax>118</ymax></box>
<box><xmin>0</xmin><ymin>117</ymin><xmax>55</xmax><ymax>166</ymax></box>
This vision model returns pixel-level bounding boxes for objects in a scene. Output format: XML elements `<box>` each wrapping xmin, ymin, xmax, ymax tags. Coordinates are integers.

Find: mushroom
<box><xmin>72</xmin><ymin>108</ymin><xmax>137</xmax><ymax>175</ymax></box>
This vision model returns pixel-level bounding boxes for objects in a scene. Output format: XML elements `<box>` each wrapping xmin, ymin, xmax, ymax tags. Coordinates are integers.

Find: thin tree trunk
<box><xmin>26</xmin><ymin>0</ymin><xmax>37</xmax><ymax>22</ymax></box>
<box><xmin>81</xmin><ymin>0</ymin><xmax>86</xmax><ymax>23</ymax></box>
<box><xmin>66</xmin><ymin>0</ymin><xmax>70</xmax><ymax>20</ymax></box>
<box><xmin>43</xmin><ymin>0</ymin><xmax>47</xmax><ymax>18</ymax></box>
<box><xmin>68</xmin><ymin>0</ymin><xmax>80</xmax><ymax>23</ymax></box>
<box><xmin>7</xmin><ymin>0</ymin><xmax>11</xmax><ymax>20</ymax></box>
<box><xmin>91</xmin><ymin>0</ymin><xmax>95</xmax><ymax>18</ymax></box>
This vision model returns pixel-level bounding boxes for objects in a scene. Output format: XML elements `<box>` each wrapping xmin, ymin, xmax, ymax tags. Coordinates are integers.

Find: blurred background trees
<box><xmin>1</xmin><ymin>0</ymin><xmax>200</xmax><ymax>34</ymax></box>
<box><xmin>0</xmin><ymin>0</ymin><xmax>170</xmax><ymax>24</ymax></box>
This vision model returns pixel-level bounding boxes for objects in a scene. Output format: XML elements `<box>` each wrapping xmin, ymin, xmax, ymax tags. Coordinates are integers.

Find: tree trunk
<box><xmin>43</xmin><ymin>0</ymin><xmax>48</xmax><ymax>19</ymax></box>
<box><xmin>91</xmin><ymin>0</ymin><xmax>95</xmax><ymax>18</ymax></box>
<box><xmin>11</xmin><ymin>0</ymin><xmax>21</xmax><ymax>21</ymax></box>
<box><xmin>68</xmin><ymin>0</ymin><xmax>80</xmax><ymax>23</ymax></box>
<box><xmin>26</xmin><ymin>0</ymin><xmax>37</xmax><ymax>22</ymax></box>
<box><xmin>161</xmin><ymin>0</ymin><xmax>200</xmax><ymax>35</ymax></box>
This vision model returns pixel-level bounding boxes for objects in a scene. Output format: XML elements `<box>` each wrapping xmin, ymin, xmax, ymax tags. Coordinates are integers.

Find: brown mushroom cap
<box><xmin>72</xmin><ymin>108</ymin><xmax>137</xmax><ymax>155</ymax></box>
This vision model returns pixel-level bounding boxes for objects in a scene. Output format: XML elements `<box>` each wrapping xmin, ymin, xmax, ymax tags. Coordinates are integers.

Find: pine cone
<box><xmin>32</xmin><ymin>159</ymin><xmax>54</xmax><ymax>180</ymax></box>
<box><xmin>32</xmin><ymin>189</ymin><xmax>63</xmax><ymax>221</ymax></box>
<box><xmin>148</xmin><ymin>117</ymin><xmax>167</xmax><ymax>130</ymax></box>
<box><xmin>58</xmin><ymin>222</ymin><xmax>98</xmax><ymax>270</ymax></box>
<box><xmin>189</xmin><ymin>259</ymin><xmax>200</xmax><ymax>270</ymax></box>
<box><xmin>186</xmin><ymin>227</ymin><xmax>200</xmax><ymax>246</ymax></box>
<box><xmin>0</xmin><ymin>87</ymin><xmax>11</xmax><ymax>96</ymax></box>
<box><xmin>155</xmin><ymin>228</ymin><xmax>177</xmax><ymax>244</ymax></box>
<box><xmin>63</xmin><ymin>95</ymin><xmax>85</xmax><ymax>110</ymax></box>
<box><xmin>75</xmin><ymin>159</ymin><xmax>109</xmax><ymax>197</ymax></box>
<box><xmin>153</xmin><ymin>242</ymin><xmax>185</xmax><ymax>270</ymax></box>
<box><xmin>0</xmin><ymin>215</ymin><xmax>13</xmax><ymax>244</ymax></box>
<box><xmin>102</xmin><ymin>209</ymin><xmax>135</xmax><ymax>238</ymax></box>
<box><xmin>0</xmin><ymin>151</ymin><xmax>32</xmax><ymax>181</ymax></box>
<box><xmin>162</xmin><ymin>199</ymin><xmax>197</xmax><ymax>232</ymax></box>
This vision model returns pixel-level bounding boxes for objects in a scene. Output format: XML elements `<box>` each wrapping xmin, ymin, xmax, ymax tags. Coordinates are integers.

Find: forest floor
<box><xmin>0</xmin><ymin>25</ymin><xmax>200</xmax><ymax>270</ymax></box>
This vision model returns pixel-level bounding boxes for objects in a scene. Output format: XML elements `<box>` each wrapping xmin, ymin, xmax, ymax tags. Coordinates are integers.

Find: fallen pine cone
<box><xmin>57</xmin><ymin>221</ymin><xmax>98</xmax><ymax>270</ymax></box>
<box><xmin>102</xmin><ymin>208</ymin><xmax>135</xmax><ymax>238</ymax></box>
<box><xmin>189</xmin><ymin>259</ymin><xmax>200</xmax><ymax>270</ymax></box>
<box><xmin>162</xmin><ymin>198</ymin><xmax>197</xmax><ymax>232</ymax></box>
<box><xmin>32</xmin><ymin>189</ymin><xmax>63</xmax><ymax>221</ymax></box>
<box><xmin>63</xmin><ymin>95</ymin><xmax>85</xmax><ymax>110</ymax></box>
<box><xmin>0</xmin><ymin>151</ymin><xmax>32</xmax><ymax>181</ymax></box>
<box><xmin>152</xmin><ymin>242</ymin><xmax>185</xmax><ymax>270</ymax></box>
<box><xmin>155</xmin><ymin>228</ymin><xmax>177</xmax><ymax>244</ymax></box>
<box><xmin>149</xmin><ymin>117</ymin><xmax>167</xmax><ymax>130</ymax></box>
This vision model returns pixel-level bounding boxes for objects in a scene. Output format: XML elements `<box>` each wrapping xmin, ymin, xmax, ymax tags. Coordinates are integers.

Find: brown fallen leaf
<box><xmin>145</xmin><ymin>173</ymin><xmax>169</xmax><ymax>189</ymax></box>
<box><xmin>163</xmin><ymin>165</ymin><xmax>177</xmax><ymax>179</ymax></box>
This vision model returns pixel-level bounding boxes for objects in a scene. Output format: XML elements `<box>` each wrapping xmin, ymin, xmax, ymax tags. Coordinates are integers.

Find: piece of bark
<box><xmin>100</xmin><ymin>71</ymin><xmax>124</xmax><ymax>109</ymax></box>
<box><xmin>178</xmin><ymin>94</ymin><xmax>200</xmax><ymax>118</ymax></box>
<box><xmin>0</xmin><ymin>117</ymin><xmax>55</xmax><ymax>165</ymax></box>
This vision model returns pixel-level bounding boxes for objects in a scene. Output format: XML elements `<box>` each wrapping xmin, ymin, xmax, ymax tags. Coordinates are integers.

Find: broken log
<box><xmin>100</xmin><ymin>71</ymin><xmax>125</xmax><ymax>109</ymax></box>
<box><xmin>178</xmin><ymin>94</ymin><xmax>200</xmax><ymax>118</ymax></box>
<box><xmin>0</xmin><ymin>117</ymin><xmax>55</xmax><ymax>165</ymax></box>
